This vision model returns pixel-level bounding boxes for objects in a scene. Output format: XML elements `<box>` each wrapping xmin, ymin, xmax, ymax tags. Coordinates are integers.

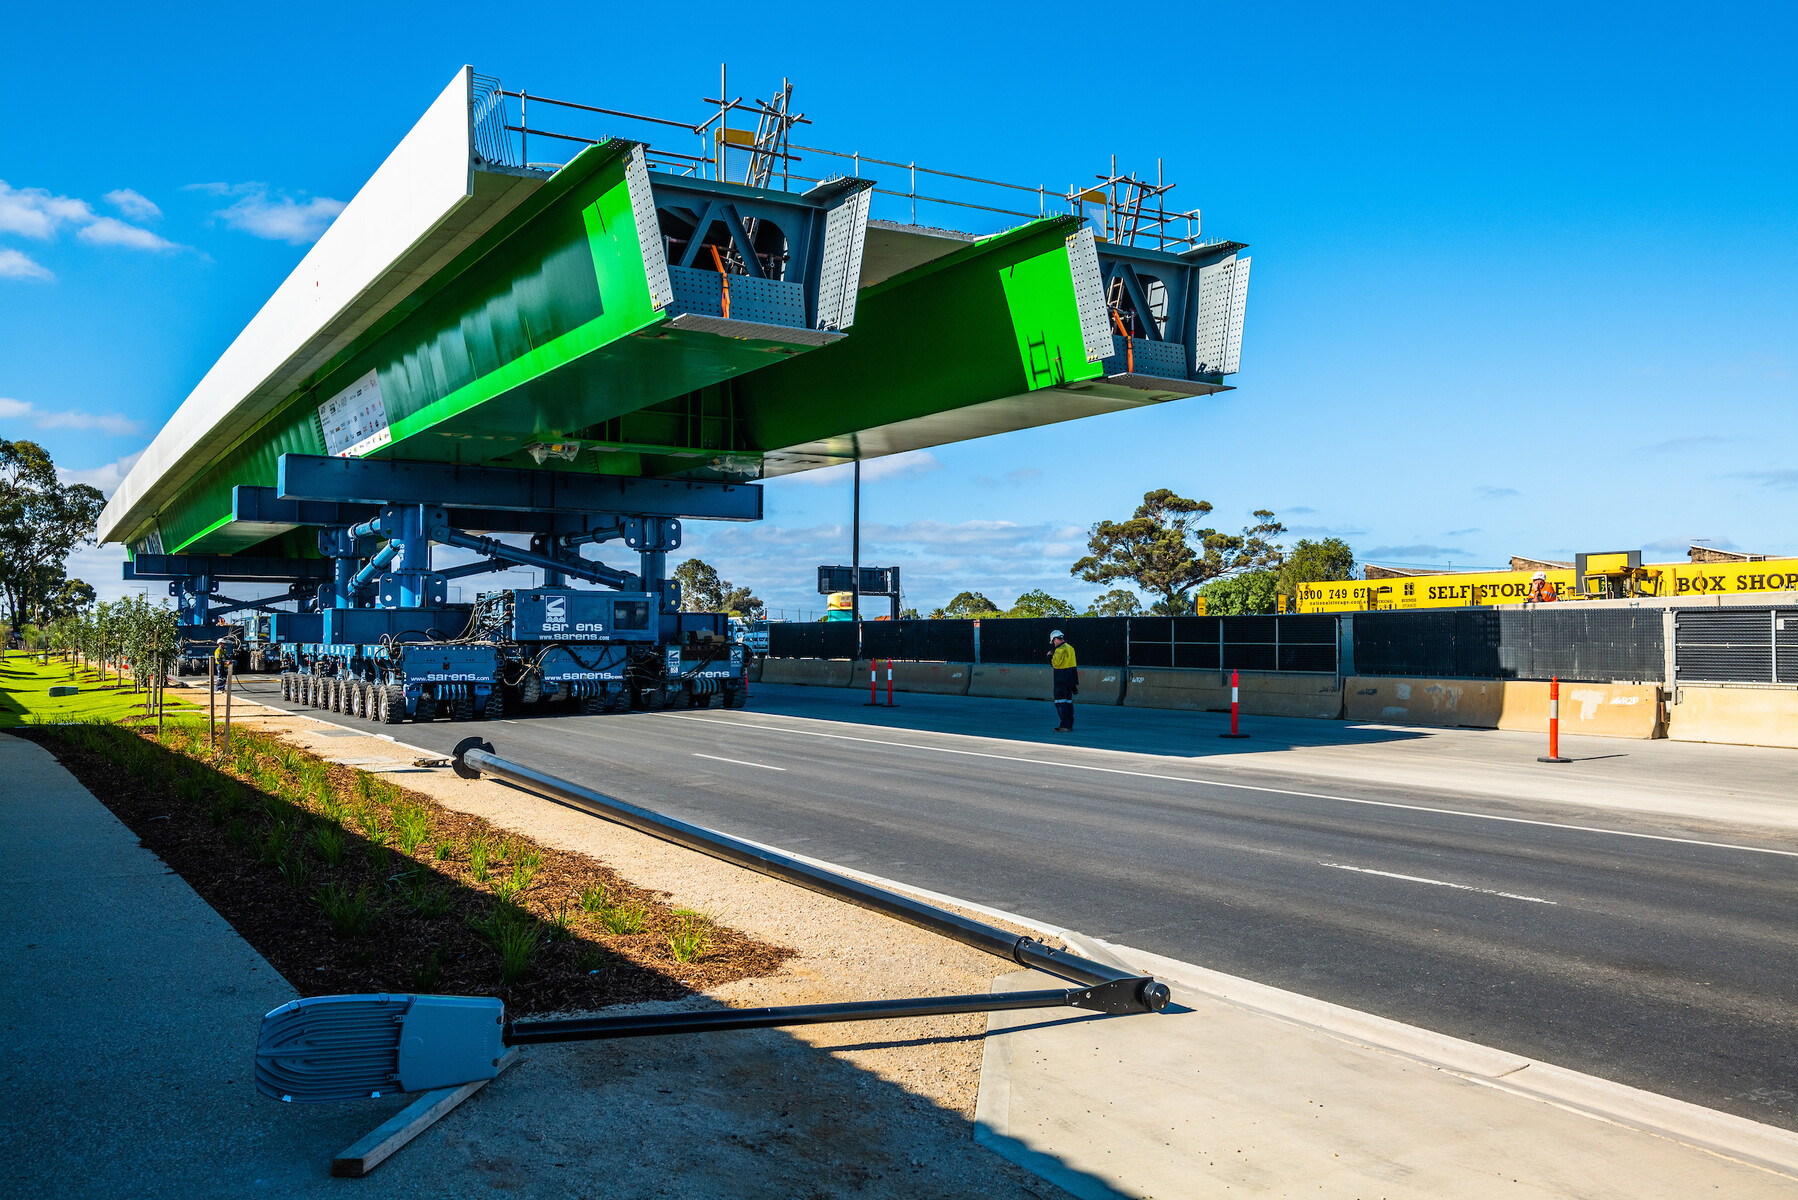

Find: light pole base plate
<box><xmin>1219</xmin><ymin>733</ymin><xmax>1251</xmax><ymax>739</ymax></box>
<box><xmin>1537</xmin><ymin>756</ymin><xmax>1573</xmax><ymax>764</ymax></box>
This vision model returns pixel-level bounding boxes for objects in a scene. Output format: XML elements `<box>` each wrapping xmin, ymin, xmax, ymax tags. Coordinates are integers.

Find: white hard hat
<box><xmin>1049</xmin><ymin>629</ymin><xmax>1064</xmax><ymax>640</ymax></box>
<box><xmin>1532</xmin><ymin>571</ymin><xmax>1546</xmax><ymax>581</ymax></box>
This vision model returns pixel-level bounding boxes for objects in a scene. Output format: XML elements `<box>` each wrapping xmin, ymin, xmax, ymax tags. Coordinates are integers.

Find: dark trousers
<box><xmin>1054</xmin><ymin>699</ymin><xmax>1073</xmax><ymax>728</ymax></box>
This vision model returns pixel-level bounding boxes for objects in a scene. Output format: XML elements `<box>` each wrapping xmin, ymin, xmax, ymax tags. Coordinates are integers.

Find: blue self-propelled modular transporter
<box><xmin>127</xmin><ymin>455</ymin><xmax>756</xmax><ymax>724</ymax></box>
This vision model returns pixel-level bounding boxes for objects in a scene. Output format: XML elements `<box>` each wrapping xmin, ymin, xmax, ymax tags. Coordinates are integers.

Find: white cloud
<box><xmin>104</xmin><ymin>188</ymin><xmax>162</xmax><ymax>221</ymax></box>
<box><xmin>0</xmin><ymin>180</ymin><xmax>184</xmax><ymax>260</ymax></box>
<box><xmin>0</xmin><ymin>397</ymin><xmax>142</xmax><ymax>436</ymax></box>
<box><xmin>794</xmin><ymin>450</ymin><xmax>943</xmax><ymax>486</ymax></box>
<box><xmin>0</xmin><ymin>248</ymin><xmax>53</xmax><ymax>280</ymax></box>
<box><xmin>57</xmin><ymin>450</ymin><xmax>145</xmax><ymax>495</ymax></box>
<box><xmin>195</xmin><ymin>182</ymin><xmax>345</xmax><ymax>244</ymax></box>
<box><xmin>0</xmin><ymin>181</ymin><xmax>95</xmax><ymax>239</ymax></box>
<box><xmin>77</xmin><ymin>216</ymin><xmax>179</xmax><ymax>252</ymax></box>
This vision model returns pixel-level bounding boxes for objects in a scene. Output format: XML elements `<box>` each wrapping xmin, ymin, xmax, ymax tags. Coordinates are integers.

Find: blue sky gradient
<box><xmin>4</xmin><ymin>2</ymin><xmax>1794</xmax><ymax>613</ymax></box>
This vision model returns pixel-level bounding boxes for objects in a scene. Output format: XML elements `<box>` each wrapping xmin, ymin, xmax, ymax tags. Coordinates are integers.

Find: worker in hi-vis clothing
<box><xmin>1528</xmin><ymin>571</ymin><xmax>1558</xmax><ymax>603</ymax></box>
<box><xmin>1049</xmin><ymin>629</ymin><xmax>1078</xmax><ymax>732</ymax></box>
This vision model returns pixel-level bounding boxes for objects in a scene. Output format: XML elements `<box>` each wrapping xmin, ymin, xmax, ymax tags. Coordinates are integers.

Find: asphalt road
<box><xmin>238</xmin><ymin>677</ymin><xmax>1798</xmax><ymax>1131</ymax></box>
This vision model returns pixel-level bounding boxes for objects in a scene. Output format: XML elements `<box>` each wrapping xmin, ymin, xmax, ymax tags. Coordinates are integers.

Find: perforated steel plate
<box><xmin>625</xmin><ymin>145</ymin><xmax>675</xmax><ymax>311</ymax></box>
<box><xmin>1065</xmin><ymin>227</ymin><xmax>1111</xmax><ymax>364</ymax></box>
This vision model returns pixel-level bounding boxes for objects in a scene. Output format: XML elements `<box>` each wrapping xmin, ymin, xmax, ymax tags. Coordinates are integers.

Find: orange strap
<box><xmin>707</xmin><ymin>244</ymin><xmax>731</xmax><ymax>319</ymax></box>
<box><xmin>1110</xmin><ymin>311</ymin><xmax>1133</xmax><ymax>373</ymax></box>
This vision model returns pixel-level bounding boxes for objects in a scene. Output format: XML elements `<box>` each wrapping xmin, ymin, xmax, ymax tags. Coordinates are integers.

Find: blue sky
<box><xmin>4</xmin><ymin>2</ymin><xmax>1795</xmax><ymax>615</ymax></box>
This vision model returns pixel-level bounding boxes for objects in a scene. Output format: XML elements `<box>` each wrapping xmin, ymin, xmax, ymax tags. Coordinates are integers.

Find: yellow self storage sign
<box><xmin>1297</xmin><ymin>559</ymin><xmax>1798</xmax><ymax>612</ymax></box>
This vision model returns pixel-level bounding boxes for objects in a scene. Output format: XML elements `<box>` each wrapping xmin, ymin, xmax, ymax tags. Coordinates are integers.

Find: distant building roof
<box><xmin>1688</xmin><ymin>545</ymin><xmax>1767</xmax><ymax>563</ymax></box>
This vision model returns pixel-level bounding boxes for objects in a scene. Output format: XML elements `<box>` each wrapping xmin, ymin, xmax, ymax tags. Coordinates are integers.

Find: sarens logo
<box><xmin>546</xmin><ymin>596</ymin><xmax>567</xmax><ymax>623</ymax></box>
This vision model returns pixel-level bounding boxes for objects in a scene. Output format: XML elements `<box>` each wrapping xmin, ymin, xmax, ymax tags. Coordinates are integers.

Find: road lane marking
<box><xmin>692</xmin><ymin>752</ymin><xmax>786</xmax><ymax>772</ymax></box>
<box><xmin>666</xmin><ymin>714</ymin><xmax>1798</xmax><ymax>860</ymax></box>
<box><xmin>1318</xmin><ymin>861</ymin><xmax>1559</xmax><ymax>905</ymax></box>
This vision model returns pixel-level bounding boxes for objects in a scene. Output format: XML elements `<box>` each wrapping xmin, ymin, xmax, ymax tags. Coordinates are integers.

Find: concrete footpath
<box><xmin>976</xmin><ymin>944</ymin><xmax>1798</xmax><ymax>1198</ymax></box>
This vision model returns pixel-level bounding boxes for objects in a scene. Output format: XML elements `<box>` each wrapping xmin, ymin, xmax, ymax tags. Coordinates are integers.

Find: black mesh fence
<box><xmin>1352</xmin><ymin>609</ymin><xmax>1665</xmax><ymax>682</ymax></box>
<box><xmin>767</xmin><ymin>614</ymin><xmax>1334</xmax><ymax>672</ymax></box>
<box><xmin>1673</xmin><ymin>607</ymin><xmax>1798</xmax><ymax>684</ymax></box>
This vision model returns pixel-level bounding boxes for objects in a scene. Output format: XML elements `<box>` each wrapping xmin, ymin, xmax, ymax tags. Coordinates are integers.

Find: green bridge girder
<box><xmin>109</xmin><ymin>70</ymin><xmax>1245</xmax><ymax>561</ymax></box>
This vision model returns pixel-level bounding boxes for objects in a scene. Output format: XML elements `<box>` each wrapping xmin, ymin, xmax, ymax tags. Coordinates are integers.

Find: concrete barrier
<box><xmin>758</xmin><ymin>658</ymin><xmax>854</xmax><ymax>688</ymax></box>
<box><xmin>1125</xmin><ymin>670</ymin><xmax>1342</xmax><ymax>718</ymax></box>
<box><xmin>968</xmin><ymin>664</ymin><xmax>1053</xmax><ymax>701</ymax></box>
<box><xmin>1496</xmin><ymin>681</ymin><xmax>1663</xmax><ymax>739</ymax></box>
<box><xmin>1075</xmin><ymin>666</ymin><xmax>1126</xmax><ymax>706</ymax></box>
<box><xmin>1668</xmin><ymin>686</ymin><xmax>1798</xmax><ymax>749</ymax></box>
<box><xmin>747</xmin><ymin>656</ymin><xmax>764</xmax><ymax>684</ymax></box>
<box><xmin>1344</xmin><ymin>677</ymin><xmax>1504</xmax><ymax>727</ymax></box>
<box><xmin>851</xmin><ymin>660</ymin><xmax>973</xmax><ymax>696</ymax></box>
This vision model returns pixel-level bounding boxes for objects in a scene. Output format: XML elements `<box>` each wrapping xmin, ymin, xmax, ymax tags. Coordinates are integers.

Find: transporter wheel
<box><xmin>690</xmin><ymin>692</ymin><xmax>713</xmax><ymax>709</ymax></box>
<box><xmin>481</xmin><ymin>688</ymin><xmax>504</xmax><ymax>721</ymax></box>
<box><xmin>279</xmin><ymin>671</ymin><xmax>290</xmax><ymax>700</ymax></box>
<box><xmin>520</xmin><ymin>673</ymin><xmax>541</xmax><ymax>706</ymax></box>
<box><xmin>722</xmin><ymin>685</ymin><xmax>746</xmax><ymax>709</ymax></box>
<box><xmin>327</xmin><ymin>678</ymin><xmax>341</xmax><ymax>713</ymax></box>
<box><xmin>453</xmin><ymin>691</ymin><xmax>475</xmax><ymax>721</ymax></box>
<box><xmin>579</xmin><ymin>693</ymin><xmax>603</xmax><ymax>716</ymax></box>
<box><xmin>300</xmin><ymin>676</ymin><xmax>313</xmax><ymax>706</ymax></box>
<box><xmin>602</xmin><ymin>685</ymin><xmax>624</xmax><ymax>714</ymax></box>
<box><xmin>415</xmin><ymin>695</ymin><xmax>437</xmax><ymax>723</ymax></box>
<box><xmin>379</xmin><ymin>684</ymin><xmax>404</xmax><ymax>724</ymax></box>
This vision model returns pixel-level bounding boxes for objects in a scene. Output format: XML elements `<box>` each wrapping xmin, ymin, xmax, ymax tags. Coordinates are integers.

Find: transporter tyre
<box><xmin>379</xmin><ymin>684</ymin><xmax>406</xmax><ymax>724</ymax></box>
<box><xmin>722</xmin><ymin>685</ymin><xmax>745</xmax><ymax>709</ymax></box>
<box><xmin>328</xmin><ymin>679</ymin><xmax>342</xmax><ymax>713</ymax></box>
<box><xmin>579</xmin><ymin>693</ymin><xmax>603</xmax><ymax>715</ymax></box>
<box><xmin>415</xmin><ymin>695</ymin><xmax>437</xmax><ymax>723</ymax></box>
<box><xmin>300</xmin><ymin>676</ymin><xmax>312</xmax><ymax>706</ymax></box>
<box><xmin>357</xmin><ymin>681</ymin><xmax>371</xmax><ymax>719</ymax></box>
<box><xmin>690</xmin><ymin>692</ymin><xmax>713</xmax><ymax>709</ymax></box>
<box><xmin>279</xmin><ymin>672</ymin><xmax>290</xmax><ymax>700</ymax></box>
<box><xmin>453</xmin><ymin>691</ymin><xmax>474</xmax><ymax>721</ymax></box>
<box><xmin>481</xmin><ymin>689</ymin><xmax>503</xmax><ymax>721</ymax></box>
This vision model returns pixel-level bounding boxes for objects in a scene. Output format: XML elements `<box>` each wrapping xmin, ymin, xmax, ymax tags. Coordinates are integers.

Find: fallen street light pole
<box><xmin>448</xmin><ymin>737</ymin><xmax>1154</xmax><ymax>991</ymax></box>
<box><xmin>254</xmin><ymin>738</ymin><xmax>1169</xmax><ymax>1106</ymax></box>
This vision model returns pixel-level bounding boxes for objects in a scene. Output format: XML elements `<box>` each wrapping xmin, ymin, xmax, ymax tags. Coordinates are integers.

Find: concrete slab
<box><xmin>978</xmin><ymin>958</ymin><xmax>1798</xmax><ymax>1199</ymax></box>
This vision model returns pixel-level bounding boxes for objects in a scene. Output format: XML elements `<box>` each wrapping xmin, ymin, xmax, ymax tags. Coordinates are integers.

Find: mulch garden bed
<box><xmin>26</xmin><ymin>719</ymin><xmax>793</xmax><ymax>1016</ymax></box>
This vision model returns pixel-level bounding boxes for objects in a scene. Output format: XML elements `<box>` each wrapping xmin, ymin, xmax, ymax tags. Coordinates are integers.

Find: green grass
<box><xmin>668</xmin><ymin>909</ymin><xmax>714</xmax><ymax>962</ymax></box>
<box><xmin>0</xmin><ymin>655</ymin><xmax>195</xmax><ymax>729</ymax></box>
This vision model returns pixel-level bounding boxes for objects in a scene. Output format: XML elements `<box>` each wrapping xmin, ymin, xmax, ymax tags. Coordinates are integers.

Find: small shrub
<box><xmin>472</xmin><ymin>906</ymin><xmax>542</xmax><ymax>985</ymax></box>
<box><xmin>312</xmin><ymin>824</ymin><xmax>347</xmax><ymax>867</ymax></box>
<box><xmin>393</xmin><ymin>802</ymin><xmax>430</xmax><ymax>855</ymax></box>
<box><xmin>353</xmin><ymin>772</ymin><xmax>375</xmax><ymax>803</ymax></box>
<box><xmin>433</xmin><ymin>836</ymin><xmax>455</xmax><ymax>862</ymax></box>
<box><xmin>404</xmin><ymin>875</ymin><xmax>452</xmax><ymax>919</ymax></box>
<box><xmin>668</xmin><ymin>909</ymin><xmax>713</xmax><ymax>963</ymax></box>
<box><xmin>315</xmin><ymin>882</ymin><xmax>382</xmax><ymax>938</ymax></box>
<box><xmin>546</xmin><ymin>897</ymin><xmax>576</xmax><ymax>940</ymax></box>
<box><xmin>575</xmin><ymin>946</ymin><xmax>608</xmax><ymax>974</ymax></box>
<box><xmin>411</xmin><ymin>948</ymin><xmax>445</xmax><ymax>992</ymax></box>
<box><xmin>259</xmin><ymin>821</ymin><xmax>290</xmax><ymax>867</ymax></box>
<box><xmin>602</xmin><ymin>901</ymin><xmax>646</xmax><ymax>935</ymax></box>
<box><xmin>277</xmin><ymin>841</ymin><xmax>312</xmax><ymax>889</ymax></box>
<box><xmin>580</xmin><ymin>884</ymin><xmax>609</xmax><ymax>915</ymax></box>
<box><xmin>356</xmin><ymin>805</ymin><xmax>388</xmax><ymax>846</ymax></box>
<box><xmin>226</xmin><ymin>816</ymin><xmax>250</xmax><ymax>846</ymax></box>
<box><xmin>468</xmin><ymin>832</ymin><xmax>492</xmax><ymax>884</ymax></box>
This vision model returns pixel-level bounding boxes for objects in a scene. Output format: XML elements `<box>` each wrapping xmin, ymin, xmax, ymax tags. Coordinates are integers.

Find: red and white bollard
<box><xmin>1219</xmin><ymin>667</ymin><xmax>1250</xmax><ymax>738</ymax></box>
<box><xmin>1538</xmin><ymin>675</ymin><xmax>1572</xmax><ymax>763</ymax></box>
<box><xmin>864</xmin><ymin>659</ymin><xmax>898</xmax><ymax>707</ymax></box>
